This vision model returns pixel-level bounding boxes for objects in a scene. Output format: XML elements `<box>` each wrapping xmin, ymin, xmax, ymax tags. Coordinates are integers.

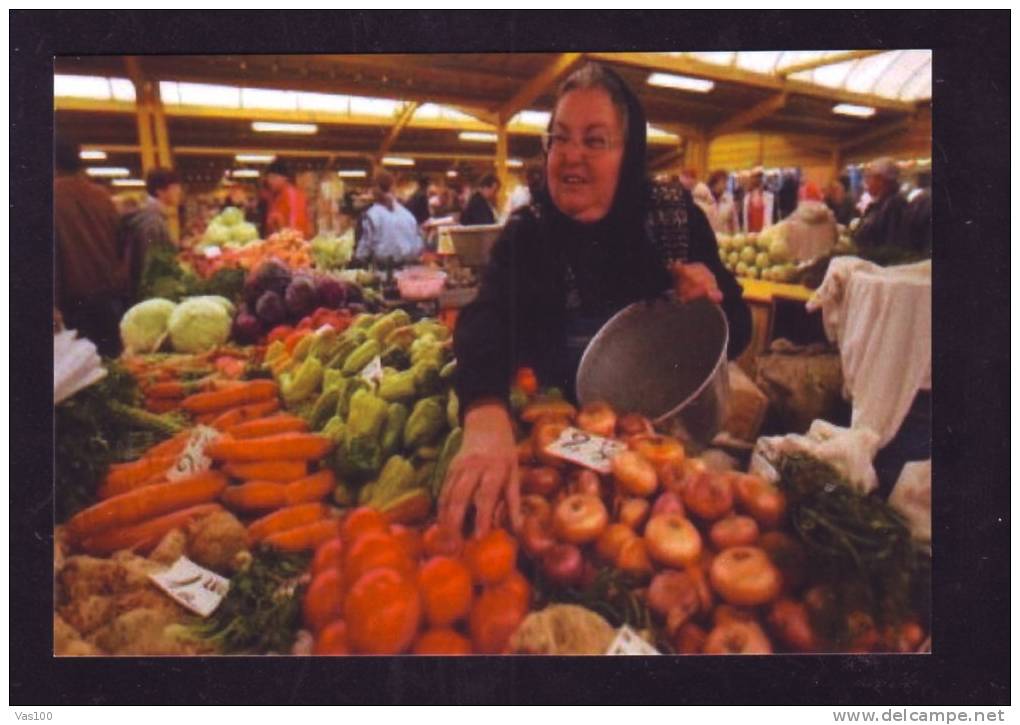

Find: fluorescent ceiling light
<box><xmin>832</xmin><ymin>103</ymin><xmax>876</xmax><ymax>118</ymax></box>
<box><xmin>459</xmin><ymin>131</ymin><xmax>498</xmax><ymax>143</ymax></box>
<box><xmin>111</xmin><ymin>178</ymin><xmax>145</xmax><ymax>187</ymax></box>
<box><xmin>446</xmin><ymin>170</ymin><xmax>458</xmax><ymax>178</ymax></box>
<box><xmin>79</xmin><ymin>149</ymin><xmax>107</xmax><ymax>160</ymax></box>
<box><xmin>337</xmin><ymin>170</ymin><xmax>367</xmax><ymax>178</ymax></box>
<box><xmin>252</xmin><ymin>121</ymin><xmax>318</xmax><ymax>134</ymax></box>
<box><xmin>647</xmin><ymin>72</ymin><xmax>714</xmax><ymax>93</ymax></box>
<box><xmin>382</xmin><ymin>156</ymin><xmax>414</xmax><ymax>167</ymax></box>
<box><xmin>85</xmin><ymin>167</ymin><xmax>130</xmax><ymax>178</ymax></box>
<box><xmin>235</xmin><ymin>153</ymin><xmax>276</xmax><ymax>163</ymax></box>
<box><xmin>507</xmin><ymin>159</ymin><xmax>524</xmax><ymax>168</ymax></box>
<box><xmin>231</xmin><ymin>169</ymin><xmax>260</xmax><ymax>178</ymax></box>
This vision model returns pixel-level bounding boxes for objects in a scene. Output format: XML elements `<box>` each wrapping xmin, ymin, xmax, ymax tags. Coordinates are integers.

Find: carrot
<box><xmin>145</xmin><ymin>397</ymin><xmax>182</xmax><ymax>414</ymax></box>
<box><xmin>227</xmin><ymin>414</ymin><xmax>310</xmax><ymax>439</ymax></box>
<box><xmin>206</xmin><ymin>433</ymin><xmax>334</xmax><ymax>462</ymax></box>
<box><xmin>145</xmin><ymin>381</ymin><xmax>189</xmax><ymax>399</ymax></box>
<box><xmin>223</xmin><ymin>460</ymin><xmax>308</xmax><ymax>482</ymax></box>
<box><xmin>284</xmin><ymin>471</ymin><xmax>336</xmax><ymax>505</ymax></box>
<box><xmin>248</xmin><ymin>502</ymin><xmax>327</xmax><ymax>544</ymax></box>
<box><xmin>78</xmin><ymin>504</ymin><xmax>223</xmax><ymax>555</ymax></box>
<box><xmin>67</xmin><ymin>471</ymin><xmax>228</xmax><ymax>541</ymax></box>
<box><xmin>221</xmin><ymin>481</ymin><xmax>288</xmax><ymax>511</ymax></box>
<box><xmin>264</xmin><ymin>518</ymin><xmax>340</xmax><ymax>552</ymax></box>
<box><xmin>181</xmin><ymin>379</ymin><xmax>279</xmax><ymax>415</ymax></box>
<box><xmin>144</xmin><ymin>430</ymin><xmax>192</xmax><ymax>459</ymax></box>
<box><xmin>102</xmin><ymin>455</ymin><xmax>178</xmax><ymax>497</ymax></box>
<box><xmin>209</xmin><ymin>399</ymin><xmax>281</xmax><ymax>431</ymax></box>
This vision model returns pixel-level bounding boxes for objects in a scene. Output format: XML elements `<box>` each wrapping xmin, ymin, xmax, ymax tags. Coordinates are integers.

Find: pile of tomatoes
<box><xmin>303</xmin><ymin>507</ymin><xmax>531</xmax><ymax>655</ymax></box>
<box><xmin>514</xmin><ymin>400</ymin><xmax>926</xmax><ymax>654</ymax></box>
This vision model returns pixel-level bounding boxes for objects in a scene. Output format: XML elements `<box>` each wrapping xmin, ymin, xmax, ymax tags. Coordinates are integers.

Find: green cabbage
<box><xmin>167</xmin><ymin>298</ymin><xmax>231</xmax><ymax>353</ymax></box>
<box><xmin>202</xmin><ymin>222</ymin><xmax>231</xmax><ymax>246</ymax></box>
<box><xmin>231</xmin><ymin>221</ymin><xmax>259</xmax><ymax>244</ymax></box>
<box><xmin>183</xmin><ymin>295</ymin><xmax>235</xmax><ymax>318</ymax></box>
<box><xmin>119</xmin><ymin>298</ymin><xmax>177</xmax><ymax>353</ymax></box>
<box><xmin>218</xmin><ymin>206</ymin><xmax>245</xmax><ymax>227</ymax></box>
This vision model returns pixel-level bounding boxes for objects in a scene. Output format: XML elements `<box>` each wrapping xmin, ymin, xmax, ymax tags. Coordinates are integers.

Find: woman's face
<box><xmin>546</xmin><ymin>88</ymin><xmax>625</xmax><ymax>223</ymax></box>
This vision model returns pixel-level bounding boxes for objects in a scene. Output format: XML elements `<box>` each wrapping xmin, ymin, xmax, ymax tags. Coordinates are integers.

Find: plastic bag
<box><xmin>750</xmin><ymin>419</ymin><xmax>881</xmax><ymax>494</ymax></box>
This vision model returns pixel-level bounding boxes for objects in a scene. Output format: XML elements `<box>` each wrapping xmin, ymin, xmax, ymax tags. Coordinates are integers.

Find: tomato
<box><xmin>344</xmin><ymin>531</ymin><xmax>414</xmax><ymax>587</ymax></box>
<box><xmin>313</xmin><ymin>619</ymin><xmax>350</xmax><ymax>655</ymax></box>
<box><xmin>469</xmin><ymin>587</ymin><xmax>527</xmax><ymax>655</ymax></box>
<box><xmin>532</xmin><ymin>418</ymin><xmax>570</xmax><ymax>467</ymax></box>
<box><xmin>303</xmin><ymin>568</ymin><xmax>344</xmax><ymax>633</ymax></box>
<box><xmin>520</xmin><ymin>515</ymin><xmax>556</xmax><ymax>558</ymax></box>
<box><xmin>732</xmin><ymin>474</ymin><xmax>787</xmax><ymax>529</ymax></box>
<box><xmin>616</xmin><ymin>496</ymin><xmax>651</xmax><ymax>530</ymax></box>
<box><xmin>489</xmin><ymin>571</ymin><xmax>532</xmax><ymax>613</ymax></box>
<box><xmin>340</xmin><ymin>506</ymin><xmax>388</xmax><ymax>544</ymax></box>
<box><xmin>311</xmin><ymin>537</ymin><xmax>344</xmax><ymax>578</ymax></box>
<box><xmin>413</xmin><ymin>628</ymin><xmax>473</xmax><ymax>655</ymax></box>
<box><xmin>672</xmin><ymin>622</ymin><xmax>707</xmax><ymax>654</ymax></box>
<box><xmin>616</xmin><ymin>537</ymin><xmax>653</xmax><ymax>577</ymax></box>
<box><xmin>418</xmin><ymin>556</ymin><xmax>474</xmax><ymax>627</ymax></box>
<box><xmin>616</xmin><ymin>413</ymin><xmax>654</xmax><ymax>438</ymax></box>
<box><xmin>266</xmin><ymin>325</ymin><xmax>294</xmax><ymax>345</ymax></box>
<box><xmin>463</xmin><ymin>529</ymin><xmax>517</xmax><ymax>585</ymax></box>
<box><xmin>422</xmin><ymin>523</ymin><xmax>463</xmax><ymax>558</ymax></box>
<box><xmin>344</xmin><ymin>568</ymin><xmax>422</xmax><ymax>655</ymax></box>
<box><xmin>540</xmin><ymin>543</ymin><xmax>584</xmax><ymax>586</ymax></box>
<box><xmin>522</xmin><ymin>466</ymin><xmax>563</xmax><ymax>497</ymax></box>
<box><xmin>389</xmin><ymin>524</ymin><xmax>424</xmax><ymax>563</ymax></box>
<box><xmin>515</xmin><ymin>367</ymin><xmax>539</xmax><ymax>397</ymax></box>
<box><xmin>644</xmin><ymin>514</ymin><xmax>703</xmax><ymax>568</ymax></box>
<box><xmin>552</xmin><ymin>494</ymin><xmax>608</xmax><ymax>545</ymax></box>
<box><xmin>703</xmin><ymin>620</ymin><xmax>773</xmax><ymax>655</ymax></box>
<box><xmin>629</xmin><ymin>434</ymin><xmax>685</xmax><ymax>469</ymax></box>
<box><xmin>767</xmin><ymin>598</ymin><xmax>818</xmax><ymax>653</ymax></box>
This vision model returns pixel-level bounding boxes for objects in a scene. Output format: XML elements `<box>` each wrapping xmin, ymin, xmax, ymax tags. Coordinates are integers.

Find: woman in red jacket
<box><xmin>264</xmin><ymin>160</ymin><xmax>313</xmax><ymax>238</ymax></box>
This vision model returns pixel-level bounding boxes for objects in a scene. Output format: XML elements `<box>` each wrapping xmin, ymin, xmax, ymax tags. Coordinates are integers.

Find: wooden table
<box><xmin>736</xmin><ymin>279</ymin><xmax>818</xmax><ymax>375</ymax></box>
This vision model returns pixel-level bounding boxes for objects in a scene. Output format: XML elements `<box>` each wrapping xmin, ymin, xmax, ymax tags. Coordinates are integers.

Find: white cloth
<box><xmin>887</xmin><ymin>459</ymin><xmax>931</xmax><ymax>544</ymax></box>
<box><xmin>807</xmin><ymin>257</ymin><xmax>931</xmax><ymax>447</ymax></box>
<box><xmin>750</xmin><ymin>419</ymin><xmax>882</xmax><ymax>494</ymax></box>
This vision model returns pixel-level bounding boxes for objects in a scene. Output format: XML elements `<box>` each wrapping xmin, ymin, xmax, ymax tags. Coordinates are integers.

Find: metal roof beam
<box><xmin>709</xmin><ymin>92</ymin><xmax>788</xmax><ymax>138</ymax></box>
<box><xmin>838</xmin><ymin>118</ymin><xmax>913</xmax><ymax>152</ymax></box>
<box><xmin>378</xmin><ymin>101</ymin><xmax>421</xmax><ymax>157</ymax></box>
<box><xmin>496</xmin><ymin>52</ymin><xmax>583</xmax><ymax>124</ymax></box>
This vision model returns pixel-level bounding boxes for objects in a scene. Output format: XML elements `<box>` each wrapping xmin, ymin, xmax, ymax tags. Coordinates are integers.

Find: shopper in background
<box><xmin>405</xmin><ymin>174</ymin><xmax>432</xmax><ymax>225</ymax></box>
<box><xmin>460</xmin><ymin>173</ymin><xmax>502</xmax><ymax>225</ymax></box>
<box><xmin>825</xmin><ymin>177</ymin><xmax>857</xmax><ymax>226</ymax></box>
<box><xmin>678</xmin><ymin>167</ymin><xmax>698</xmax><ymax>192</ymax></box>
<box><xmin>54</xmin><ymin>136</ymin><xmax>129</xmax><ymax>356</ymax></box>
<box><xmin>505</xmin><ymin>165</ymin><xmax>544</xmax><ymax>216</ymax></box>
<box><xmin>354</xmin><ymin>170</ymin><xmax>424</xmax><ymax>266</ymax></box>
<box><xmin>445</xmin><ymin>62</ymin><xmax>750</xmax><ymax>537</ymax></box>
<box><xmin>852</xmin><ymin>157</ymin><xmax>910</xmax><ymax>249</ymax></box>
<box><xmin>905</xmin><ymin>170</ymin><xmax>932</xmax><ymax>255</ymax></box>
<box><xmin>732</xmin><ymin>170</ymin><xmax>749</xmax><ymax>230</ymax></box>
<box><xmin>693</xmin><ymin>169</ymin><xmax>739</xmax><ymax>235</ymax></box>
<box><xmin>776</xmin><ymin>170</ymin><xmax>800</xmax><ymax>221</ymax></box>
<box><xmin>118</xmin><ymin>167</ymin><xmax>182</xmax><ymax>297</ymax></box>
<box><xmin>265</xmin><ymin>159</ymin><xmax>313</xmax><ymax>238</ymax></box>
<box><xmin>741</xmin><ymin>166</ymin><xmax>776</xmax><ymax>233</ymax></box>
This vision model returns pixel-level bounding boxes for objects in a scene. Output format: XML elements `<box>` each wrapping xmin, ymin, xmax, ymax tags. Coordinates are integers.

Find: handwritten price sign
<box><xmin>167</xmin><ymin>425</ymin><xmax>220</xmax><ymax>482</ymax></box>
<box><xmin>150</xmin><ymin>556</ymin><xmax>230</xmax><ymax>617</ymax></box>
<box><xmin>543</xmin><ymin>426</ymin><xmax>628</xmax><ymax>474</ymax></box>
<box><xmin>605</xmin><ymin>625</ymin><xmax>661</xmax><ymax>656</ymax></box>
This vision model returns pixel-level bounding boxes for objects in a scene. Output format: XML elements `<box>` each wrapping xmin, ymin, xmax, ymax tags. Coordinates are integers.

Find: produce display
<box><xmin>716</xmin><ymin>231</ymin><xmax>796</xmax><ymax>283</ymax></box>
<box><xmin>183</xmin><ymin>229</ymin><xmax>313</xmax><ymax>280</ymax></box>
<box><xmin>196</xmin><ymin>206</ymin><xmax>259</xmax><ymax>250</ymax></box>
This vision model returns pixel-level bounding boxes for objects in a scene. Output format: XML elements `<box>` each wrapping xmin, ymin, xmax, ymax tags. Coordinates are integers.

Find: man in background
<box><xmin>405</xmin><ymin>174</ymin><xmax>432</xmax><ymax>225</ymax></box>
<box><xmin>506</xmin><ymin>165</ymin><xmax>544</xmax><ymax>216</ymax></box>
<box><xmin>118</xmin><ymin>167</ymin><xmax>182</xmax><ymax>296</ymax></box>
<box><xmin>460</xmin><ymin>173</ymin><xmax>501</xmax><ymax>225</ymax></box>
<box><xmin>53</xmin><ymin>136</ymin><xmax>128</xmax><ymax>355</ymax></box>
<box><xmin>852</xmin><ymin>157</ymin><xmax>910</xmax><ymax>249</ymax></box>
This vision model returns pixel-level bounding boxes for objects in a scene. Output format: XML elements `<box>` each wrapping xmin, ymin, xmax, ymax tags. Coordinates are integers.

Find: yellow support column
<box><xmin>495</xmin><ymin>125</ymin><xmax>509</xmax><ymax>209</ymax></box>
<box><xmin>152</xmin><ymin>83</ymin><xmax>173</xmax><ymax>169</ymax></box>
<box><xmin>135</xmin><ymin>98</ymin><xmax>157</xmax><ymax>175</ymax></box>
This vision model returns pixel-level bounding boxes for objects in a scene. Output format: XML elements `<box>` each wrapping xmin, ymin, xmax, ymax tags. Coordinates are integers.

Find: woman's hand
<box><xmin>438</xmin><ymin>400</ymin><xmax>522</xmax><ymax>539</ymax></box>
<box><xmin>671</xmin><ymin>262</ymin><xmax>723</xmax><ymax>304</ymax></box>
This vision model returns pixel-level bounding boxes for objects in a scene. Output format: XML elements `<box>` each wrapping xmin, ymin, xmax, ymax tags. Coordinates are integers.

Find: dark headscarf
<box><xmin>533</xmin><ymin>63</ymin><xmax>668</xmax><ymax>316</ymax></box>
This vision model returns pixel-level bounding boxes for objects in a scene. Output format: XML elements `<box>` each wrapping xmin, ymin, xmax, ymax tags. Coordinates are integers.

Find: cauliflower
<box><xmin>509</xmin><ymin>604</ymin><xmax>616</xmax><ymax>655</ymax></box>
<box><xmin>149</xmin><ymin>528</ymin><xmax>188</xmax><ymax>565</ymax></box>
<box><xmin>54</xmin><ymin>615</ymin><xmax>100</xmax><ymax>656</ymax></box>
<box><xmin>186</xmin><ymin>511</ymin><xmax>248</xmax><ymax>574</ymax></box>
<box><xmin>217</xmin><ymin>206</ymin><xmax>244</xmax><ymax>227</ymax></box>
<box><xmin>167</xmin><ymin>298</ymin><xmax>231</xmax><ymax>353</ymax></box>
<box><xmin>230</xmin><ymin>221</ymin><xmax>259</xmax><ymax>245</ymax></box>
<box><xmin>119</xmin><ymin>298</ymin><xmax>177</xmax><ymax>353</ymax></box>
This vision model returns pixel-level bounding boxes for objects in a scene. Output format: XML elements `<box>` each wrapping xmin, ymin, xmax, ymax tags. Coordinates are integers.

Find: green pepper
<box><xmin>446</xmin><ymin>390</ymin><xmax>460</xmax><ymax>429</ymax></box>
<box><xmin>281</xmin><ymin>356</ymin><xmax>323</xmax><ymax>406</ymax></box>
<box><xmin>439</xmin><ymin>360</ymin><xmax>457</xmax><ymax>381</ymax></box>
<box><xmin>321</xmin><ymin>415</ymin><xmax>346</xmax><ymax>445</ymax></box>
<box><xmin>412</xmin><ymin>361</ymin><xmax>441</xmax><ymax>396</ymax></box>
<box><xmin>403</xmin><ymin>396</ymin><xmax>446</xmax><ymax>449</ymax></box>
<box><xmin>342</xmin><ymin>339</ymin><xmax>381</xmax><ymax>376</ymax></box>
<box><xmin>309</xmin><ymin>388</ymin><xmax>341</xmax><ymax>430</ymax></box>
<box><xmin>432</xmin><ymin>427</ymin><xmax>463</xmax><ymax>498</ymax></box>
<box><xmin>380</xmin><ymin>344</ymin><xmax>411</xmax><ymax>370</ymax></box>
<box><xmin>378</xmin><ymin>368</ymin><xmax>417</xmax><ymax>402</ymax></box>
<box><xmin>368</xmin><ymin>455</ymin><xmax>416</xmax><ymax>508</ymax></box>
<box><xmin>381</xmin><ymin>403</ymin><xmax>410</xmax><ymax>458</ymax></box>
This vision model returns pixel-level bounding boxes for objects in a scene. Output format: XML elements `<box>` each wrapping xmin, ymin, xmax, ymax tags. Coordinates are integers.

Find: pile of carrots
<box><xmin>68</xmin><ymin>378</ymin><xmax>343</xmax><ymax>556</ymax></box>
<box><xmin>124</xmin><ymin>350</ymin><xmax>255</xmax><ymax>415</ymax></box>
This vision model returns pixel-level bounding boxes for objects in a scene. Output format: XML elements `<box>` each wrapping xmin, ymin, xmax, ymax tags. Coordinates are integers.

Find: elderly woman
<box><xmin>441</xmin><ymin>63</ymin><xmax>751</xmax><ymax>537</ymax></box>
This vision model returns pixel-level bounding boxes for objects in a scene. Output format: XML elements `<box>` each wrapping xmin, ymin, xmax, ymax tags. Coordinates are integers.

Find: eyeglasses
<box><xmin>541</xmin><ymin>131</ymin><xmax>621</xmax><ymax>156</ymax></box>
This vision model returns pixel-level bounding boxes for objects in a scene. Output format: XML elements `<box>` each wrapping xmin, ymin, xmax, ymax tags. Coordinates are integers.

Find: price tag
<box><xmin>360</xmin><ymin>355</ymin><xmax>384</xmax><ymax>385</ymax></box>
<box><xmin>543</xmin><ymin>426</ymin><xmax>628</xmax><ymax>475</ymax></box>
<box><xmin>167</xmin><ymin>425</ymin><xmax>221</xmax><ymax>482</ymax></box>
<box><xmin>149</xmin><ymin>556</ymin><xmax>230</xmax><ymax>618</ymax></box>
<box><xmin>202</xmin><ymin>246</ymin><xmax>222</xmax><ymax>259</ymax></box>
<box><xmin>605</xmin><ymin>626</ymin><xmax>660</xmax><ymax>656</ymax></box>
